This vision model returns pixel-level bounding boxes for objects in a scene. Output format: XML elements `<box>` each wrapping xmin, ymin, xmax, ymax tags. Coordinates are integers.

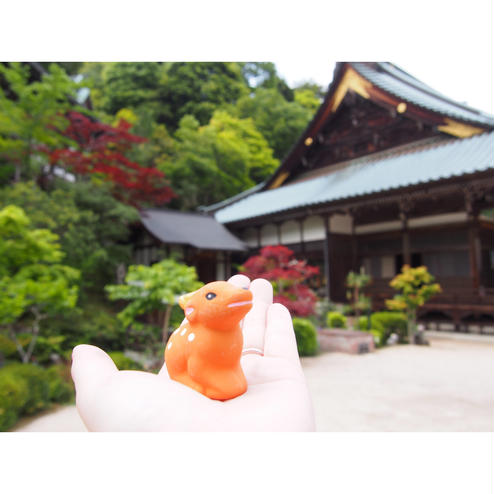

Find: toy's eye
<box><xmin>205</xmin><ymin>292</ymin><xmax>216</xmax><ymax>300</ymax></box>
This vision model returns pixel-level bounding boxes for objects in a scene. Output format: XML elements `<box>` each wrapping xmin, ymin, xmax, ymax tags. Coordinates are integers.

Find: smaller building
<box><xmin>131</xmin><ymin>209</ymin><xmax>246</xmax><ymax>283</ymax></box>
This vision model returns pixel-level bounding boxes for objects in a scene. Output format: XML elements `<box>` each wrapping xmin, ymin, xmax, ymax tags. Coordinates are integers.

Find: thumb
<box><xmin>71</xmin><ymin>344</ymin><xmax>118</xmax><ymax>398</ymax></box>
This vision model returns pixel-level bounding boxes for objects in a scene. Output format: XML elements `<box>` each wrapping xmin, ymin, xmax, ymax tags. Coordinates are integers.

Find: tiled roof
<box><xmin>140</xmin><ymin>209</ymin><xmax>246</xmax><ymax>251</ymax></box>
<box><xmin>215</xmin><ymin>132</ymin><xmax>494</xmax><ymax>224</ymax></box>
<box><xmin>352</xmin><ymin>63</ymin><xmax>494</xmax><ymax>127</ymax></box>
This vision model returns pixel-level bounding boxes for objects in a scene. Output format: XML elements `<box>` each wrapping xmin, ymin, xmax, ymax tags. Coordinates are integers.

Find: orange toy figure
<box><xmin>164</xmin><ymin>281</ymin><xmax>253</xmax><ymax>401</ymax></box>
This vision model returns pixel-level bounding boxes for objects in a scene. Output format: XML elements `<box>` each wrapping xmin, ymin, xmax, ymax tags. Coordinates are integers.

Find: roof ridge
<box><xmin>356</xmin><ymin>62</ymin><xmax>493</xmax><ymax>120</ymax></box>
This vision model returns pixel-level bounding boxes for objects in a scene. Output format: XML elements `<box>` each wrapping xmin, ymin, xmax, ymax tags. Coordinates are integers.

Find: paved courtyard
<box><xmin>13</xmin><ymin>333</ymin><xmax>494</xmax><ymax>432</ymax></box>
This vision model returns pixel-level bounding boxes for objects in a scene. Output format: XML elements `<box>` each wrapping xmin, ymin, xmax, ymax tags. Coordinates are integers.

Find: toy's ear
<box><xmin>184</xmin><ymin>305</ymin><xmax>197</xmax><ymax>323</ymax></box>
<box><xmin>179</xmin><ymin>291</ymin><xmax>196</xmax><ymax>310</ymax></box>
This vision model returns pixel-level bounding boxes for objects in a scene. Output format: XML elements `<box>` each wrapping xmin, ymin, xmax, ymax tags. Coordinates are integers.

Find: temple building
<box><xmin>203</xmin><ymin>62</ymin><xmax>494</xmax><ymax>331</ymax></box>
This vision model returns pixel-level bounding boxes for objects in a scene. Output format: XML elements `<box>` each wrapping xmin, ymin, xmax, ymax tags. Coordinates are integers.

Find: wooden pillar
<box><xmin>256</xmin><ymin>225</ymin><xmax>261</xmax><ymax>250</ymax></box>
<box><xmin>275</xmin><ymin>222</ymin><xmax>282</xmax><ymax>245</ymax></box>
<box><xmin>400</xmin><ymin>213</ymin><xmax>411</xmax><ymax>266</ymax></box>
<box><xmin>350</xmin><ymin>212</ymin><xmax>358</xmax><ymax>270</ymax></box>
<box><xmin>465</xmin><ymin>191</ymin><xmax>481</xmax><ymax>291</ymax></box>
<box><xmin>399</xmin><ymin>198</ymin><xmax>412</xmax><ymax>267</ymax></box>
<box><xmin>323</xmin><ymin>215</ymin><xmax>331</xmax><ymax>301</ymax></box>
<box><xmin>298</xmin><ymin>219</ymin><xmax>305</xmax><ymax>256</ymax></box>
<box><xmin>224</xmin><ymin>251</ymin><xmax>231</xmax><ymax>280</ymax></box>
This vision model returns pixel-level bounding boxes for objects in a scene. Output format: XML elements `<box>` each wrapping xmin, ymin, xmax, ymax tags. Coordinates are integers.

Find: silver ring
<box><xmin>242</xmin><ymin>347</ymin><xmax>264</xmax><ymax>356</ymax></box>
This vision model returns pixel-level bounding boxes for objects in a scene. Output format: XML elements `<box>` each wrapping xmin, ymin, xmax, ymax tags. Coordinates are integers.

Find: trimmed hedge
<box><xmin>0</xmin><ymin>363</ymin><xmax>74</xmax><ymax>431</ymax></box>
<box><xmin>326</xmin><ymin>311</ymin><xmax>347</xmax><ymax>329</ymax></box>
<box><xmin>357</xmin><ymin>312</ymin><xmax>407</xmax><ymax>346</ymax></box>
<box><xmin>292</xmin><ymin>318</ymin><xmax>318</xmax><ymax>356</ymax></box>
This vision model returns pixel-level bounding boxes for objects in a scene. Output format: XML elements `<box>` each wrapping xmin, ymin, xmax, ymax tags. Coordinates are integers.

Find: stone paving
<box><xmin>12</xmin><ymin>333</ymin><xmax>494</xmax><ymax>432</ymax></box>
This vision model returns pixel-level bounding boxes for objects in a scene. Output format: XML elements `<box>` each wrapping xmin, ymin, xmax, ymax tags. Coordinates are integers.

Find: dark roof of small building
<box><xmin>215</xmin><ymin>131</ymin><xmax>494</xmax><ymax>224</ymax></box>
<box><xmin>140</xmin><ymin>209</ymin><xmax>247</xmax><ymax>251</ymax></box>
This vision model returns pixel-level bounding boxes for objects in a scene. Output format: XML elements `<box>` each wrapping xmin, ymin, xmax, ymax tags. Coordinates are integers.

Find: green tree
<box><xmin>0</xmin><ymin>205</ymin><xmax>79</xmax><ymax>363</ymax></box>
<box><xmin>101</xmin><ymin>62</ymin><xmax>163</xmax><ymax>116</ymax></box>
<box><xmin>0</xmin><ymin>62</ymin><xmax>78</xmax><ymax>183</ymax></box>
<box><xmin>106</xmin><ymin>258</ymin><xmax>203</xmax><ymax>344</ymax></box>
<box><xmin>346</xmin><ymin>269</ymin><xmax>372</xmax><ymax>320</ymax></box>
<box><xmin>161</xmin><ymin>111</ymin><xmax>278</xmax><ymax>209</ymax></box>
<box><xmin>0</xmin><ymin>181</ymin><xmax>138</xmax><ymax>290</ymax></box>
<box><xmin>157</xmin><ymin>62</ymin><xmax>249</xmax><ymax>129</ymax></box>
<box><xmin>385</xmin><ymin>265</ymin><xmax>441</xmax><ymax>344</ymax></box>
<box><xmin>235</xmin><ymin>87</ymin><xmax>315</xmax><ymax>160</ymax></box>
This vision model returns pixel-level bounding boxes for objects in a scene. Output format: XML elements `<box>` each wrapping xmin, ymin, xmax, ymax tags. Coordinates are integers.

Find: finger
<box><xmin>71</xmin><ymin>344</ymin><xmax>118</xmax><ymax>397</ymax></box>
<box><xmin>242</xmin><ymin>278</ymin><xmax>273</xmax><ymax>353</ymax></box>
<box><xmin>228</xmin><ymin>274</ymin><xmax>250</xmax><ymax>289</ymax></box>
<box><xmin>263</xmin><ymin>303</ymin><xmax>300</xmax><ymax>363</ymax></box>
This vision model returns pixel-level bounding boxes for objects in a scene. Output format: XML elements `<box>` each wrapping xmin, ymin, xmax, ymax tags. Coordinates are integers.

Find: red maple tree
<box><xmin>46</xmin><ymin>111</ymin><xmax>174</xmax><ymax>207</ymax></box>
<box><xmin>240</xmin><ymin>245</ymin><xmax>319</xmax><ymax>317</ymax></box>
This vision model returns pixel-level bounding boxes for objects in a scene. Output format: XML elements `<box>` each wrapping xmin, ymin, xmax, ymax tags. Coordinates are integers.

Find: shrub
<box><xmin>45</xmin><ymin>365</ymin><xmax>74</xmax><ymax>403</ymax></box>
<box><xmin>0</xmin><ymin>362</ymin><xmax>74</xmax><ymax>431</ymax></box>
<box><xmin>0</xmin><ymin>371</ymin><xmax>29</xmax><ymax>431</ymax></box>
<box><xmin>326</xmin><ymin>311</ymin><xmax>347</xmax><ymax>329</ymax></box>
<box><xmin>108</xmin><ymin>351</ymin><xmax>143</xmax><ymax>370</ymax></box>
<box><xmin>4</xmin><ymin>364</ymin><xmax>51</xmax><ymax>415</ymax></box>
<box><xmin>356</xmin><ymin>312</ymin><xmax>407</xmax><ymax>346</ymax></box>
<box><xmin>372</xmin><ymin>312</ymin><xmax>407</xmax><ymax>342</ymax></box>
<box><xmin>292</xmin><ymin>318</ymin><xmax>318</xmax><ymax>356</ymax></box>
<box><xmin>0</xmin><ymin>334</ymin><xmax>17</xmax><ymax>359</ymax></box>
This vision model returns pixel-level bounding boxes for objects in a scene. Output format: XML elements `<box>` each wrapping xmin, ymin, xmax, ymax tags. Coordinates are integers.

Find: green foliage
<box><xmin>0</xmin><ymin>62</ymin><xmax>79</xmax><ymax>183</ymax></box>
<box><xmin>0</xmin><ymin>333</ymin><xmax>17</xmax><ymax>358</ymax></box>
<box><xmin>292</xmin><ymin>318</ymin><xmax>318</xmax><ymax>356</ymax></box>
<box><xmin>0</xmin><ymin>368</ymin><xmax>29</xmax><ymax>430</ymax></box>
<box><xmin>161</xmin><ymin>111</ymin><xmax>278</xmax><ymax>209</ymax></box>
<box><xmin>386</xmin><ymin>265</ymin><xmax>441</xmax><ymax>342</ymax></box>
<box><xmin>158</xmin><ymin>62</ymin><xmax>249</xmax><ymax>129</ymax></box>
<box><xmin>235</xmin><ymin>87</ymin><xmax>315</xmax><ymax>160</ymax></box>
<box><xmin>0</xmin><ymin>181</ymin><xmax>136</xmax><ymax>287</ymax></box>
<box><xmin>0</xmin><ymin>205</ymin><xmax>80</xmax><ymax>362</ymax></box>
<box><xmin>326</xmin><ymin>311</ymin><xmax>347</xmax><ymax>329</ymax></box>
<box><xmin>106</xmin><ymin>258</ymin><xmax>203</xmax><ymax>342</ymax></box>
<box><xmin>102</xmin><ymin>62</ymin><xmax>163</xmax><ymax>116</ymax></box>
<box><xmin>108</xmin><ymin>351</ymin><xmax>143</xmax><ymax>371</ymax></box>
<box><xmin>346</xmin><ymin>269</ymin><xmax>372</xmax><ymax>317</ymax></box>
<box><xmin>357</xmin><ymin>312</ymin><xmax>407</xmax><ymax>346</ymax></box>
<box><xmin>0</xmin><ymin>362</ymin><xmax>73</xmax><ymax>431</ymax></box>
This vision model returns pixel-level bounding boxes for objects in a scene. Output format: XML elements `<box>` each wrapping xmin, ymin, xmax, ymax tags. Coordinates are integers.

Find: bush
<box><xmin>0</xmin><ymin>362</ymin><xmax>74</xmax><ymax>431</ymax></box>
<box><xmin>372</xmin><ymin>312</ymin><xmax>407</xmax><ymax>341</ymax></box>
<box><xmin>108</xmin><ymin>351</ymin><xmax>143</xmax><ymax>370</ymax></box>
<box><xmin>0</xmin><ymin>334</ymin><xmax>17</xmax><ymax>359</ymax></box>
<box><xmin>326</xmin><ymin>311</ymin><xmax>347</xmax><ymax>329</ymax></box>
<box><xmin>0</xmin><ymin>371</ymin><xmax>29</xmax><ymax>431</ymax></box>
<box><xmin>5</xmin><ymin>364</ymin><xmax>51</xmax><ymax>415</ymax></box>
<box><xmin>45</xmin><ymin>365</ymin><xmax>74</xmax><ymax>403</ymax></box>
<box><xmin>356</xmin><ymin>312</ymin><xmax>407</xmax><ymax>346</ymax></box>
<box><xmin>292</xmin><ymin>318</ymin><xmax>318</xmax><ymax>356</ymax></box>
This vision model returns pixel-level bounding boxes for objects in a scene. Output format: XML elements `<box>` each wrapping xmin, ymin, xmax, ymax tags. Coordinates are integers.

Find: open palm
<box><xmin>71</xmin><ymin>276</ymin><xmax>315</xmax><ymax>431</ymax></box>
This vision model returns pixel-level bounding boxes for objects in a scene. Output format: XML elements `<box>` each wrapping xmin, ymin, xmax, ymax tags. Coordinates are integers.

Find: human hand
<box><xmin>71</xmin><ymin>276</ymin><xmax>315</xmax><ymax>431</ymax></box>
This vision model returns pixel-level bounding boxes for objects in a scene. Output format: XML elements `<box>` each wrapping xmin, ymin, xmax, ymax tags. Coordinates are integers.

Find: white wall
<box><xmin>281</xmin><ymin>220</ymin><xmax>301</xmax><ymax>244</ymax></box>
<box><xmin>303</xmin><ymin>215</ymin><xmax>325</xmax><ymax>241</ymax></box>
<box><xmin>260</xmin><ymin>223</ymin><xmax>278</xmax><ymax>246</ymax></box>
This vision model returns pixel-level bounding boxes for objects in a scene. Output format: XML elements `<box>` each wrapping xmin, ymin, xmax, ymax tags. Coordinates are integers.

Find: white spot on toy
<box><xmin>188</xmin><ymin>333</ymin><xmax>195</xmax><ymax>342</ymax></box>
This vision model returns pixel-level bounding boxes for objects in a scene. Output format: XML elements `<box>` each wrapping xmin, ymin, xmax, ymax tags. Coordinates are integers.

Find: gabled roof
<box><xmin>215</xmin><ymin>131</ymin><xmax>494</xmax><ymax>225</ymax></box>
<box><xmin>140</xmin><ymin>209</ymin><xmax>246</xmax><ymax>251</ymax></box>
<box><xmin>264</xmin><ymin>62</ymin><xmax>494</xmax><ymax>190</ymax></box>
<box><xmin>353</xmin><ymin>63</ymin><xmax>494</xmax><ymax>127</ymax></box>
